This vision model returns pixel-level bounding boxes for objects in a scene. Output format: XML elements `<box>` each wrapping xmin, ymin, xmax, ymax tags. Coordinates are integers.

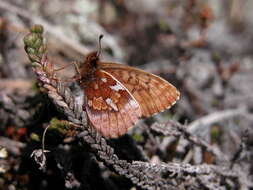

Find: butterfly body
<box><xmin>78</xmin><ymin>52</ymin><xmax>98</xmax><ymax>86</ymax></box>
<box><xmin>77</xmin><ymin>51</ymin><xmax>180</xmax><ymax>138</ymax></box>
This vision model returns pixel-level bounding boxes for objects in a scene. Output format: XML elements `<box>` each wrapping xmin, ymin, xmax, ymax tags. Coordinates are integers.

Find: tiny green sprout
<box><xmin>31</xmin><ymin>80</ymin><xmax>40</xmax><ymax>92</ymax></box>
<box><xmin>49</xmin><ymin>118</ymin><xmax>69</xmax><ymax>134</ymax></box>
<box><xmin>32</xmin><ymin>37</ymin><xmax>43</xmax><ymax>50</ymax></box>
<box><xmin>30</xmin><ymin>24</ymin><xmax>44</xmax><ymax>34</ymax></box>
<box><xmin>212</xmin><ymin>52</ymin><xmax>221</xmax><ymax>63</ymax></box>
<box><xmin>161</xmin><ymin>112</ymin><xmax>178</xmax><ymax>120</ymax></box>
<box><xmin>30</xmin><ymin>133</ymin><xmax>40</xmax><ymax>142</ymax></box>
<box><xmin>132</xmin><ymin>134</ymin><xmax>144</xmax><ymax>142</ymax></box>
<box><xmin>24</xmin><ymin>33</ymin><xmax>40</xmax><ymax>48</ymax></box>
<box><xmin>24</xmin><ymin>25</ymin><xmax>46</xmax><ymax>64</ymax></box>
<box><xmin>210</xmin><ymin>126</ymin><xmax>220</xmax><ymax>142</ymax></box>
<box><xmin>159</xmin><ymin>20</ymin><xmax>171</xmax><ymax>32</ymax></box>
<box><xmin>25</xmin><ymin>47</ymin><xmax>36</xmax><ymax>55</ymax></box>
<box><xmin>211</xmin><ymin>99</ymin><xmax>219</xmax><ymax>106</ymax></box>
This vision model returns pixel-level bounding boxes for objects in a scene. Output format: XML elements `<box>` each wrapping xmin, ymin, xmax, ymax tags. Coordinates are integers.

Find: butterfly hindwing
<box><xmin>100</xmin><ymin>62</ymin><xmax>180</xmax><ymax>117</ymax></box>
<box><xmin>84</xmin><ymin>70</ymin><xmax>141</xmax><ymax>138</ymax></box>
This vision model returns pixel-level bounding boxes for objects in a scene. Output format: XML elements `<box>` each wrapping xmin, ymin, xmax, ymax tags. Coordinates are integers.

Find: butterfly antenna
<box><xmin>97</xmin><ymin>34</ymin><xmax>104</xmax><ymax>58</ymax></box>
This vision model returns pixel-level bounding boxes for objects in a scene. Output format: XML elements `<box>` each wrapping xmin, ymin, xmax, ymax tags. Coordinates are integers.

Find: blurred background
<box><xmin>0</xmin><ymin>0</ymin><xmax>253</xmax><ymax>189</ymax></box>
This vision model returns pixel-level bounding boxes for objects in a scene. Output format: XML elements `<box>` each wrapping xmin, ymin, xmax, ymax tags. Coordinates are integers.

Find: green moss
<box><xmin>211</xmin><ymin>99</ymin><xmax>219</xmax><ymax>106</ymax></box>
<box><xmin>132</xmin><ymin>134</ymin><xmax>144</xmax><ymax>142</ymax></box>
<box><xmin>31</xmin><ymin>80</ymin><xmax>40</xmax><ymax>92</ymax></box>
<box><xmin>49</xmin><ymin>118</ymin><xmax>69</xmax><ymax>135</ymax></box>
<box><xmin>210</xmin><ymin>126</ymin><xmax>220</xmax><ymax>142</ymax></box>
<box><xmin>30</xmin><ymin>133</ymin><xmax>40</xmax><ymax>142</ymax></box>
<box><xmin>211</xmin><ymin>52</ymin><xmax>221</xmax><ymax>63</ymax></box>
<box><xmin>159</xmin><ymin>20</ymin><xmax>171</xmax><ymax>32</ymax></box>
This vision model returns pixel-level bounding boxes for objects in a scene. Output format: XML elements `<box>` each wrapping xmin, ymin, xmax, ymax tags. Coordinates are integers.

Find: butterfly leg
<box><xmin>53</xmin><ymin>61</ymin><xmax>80</xmax><ymax>72</ymax></box>
<box><xmin>51</xmin><ymin>61</ymin><xmax>81</xmax><ymax>83</ymax></box>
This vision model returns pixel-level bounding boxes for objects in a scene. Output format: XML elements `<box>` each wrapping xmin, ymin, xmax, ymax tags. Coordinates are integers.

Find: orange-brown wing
<box><xmin>100</xmin><ymin>62</ymin><xmax>180</xmax><ymax>117</ymax></box>
<box><xmin>84</xmin><ymin>70</ymin><xmax>141</xmax><ymax>138</ymax></box>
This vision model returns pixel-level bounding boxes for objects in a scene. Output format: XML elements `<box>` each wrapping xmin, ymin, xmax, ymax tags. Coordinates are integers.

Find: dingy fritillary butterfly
<box><xmin>76</xmin><ymin>35</ymin><xmax>180</xmax><ymax>138</ymax></box>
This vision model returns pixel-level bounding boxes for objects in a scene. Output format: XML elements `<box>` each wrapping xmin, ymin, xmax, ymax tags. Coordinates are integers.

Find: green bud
<box><xmin>33</xmin><ymin>37</ymin><xmax>43</xmax><ymax>49</ymax></box>
<box><xmin>132</xmin><ymin>134</ymin><xmax>144</xmax><ymax>142</ymax></box>
<box><xmin>212</xmin><ymin>52</ymin><xmax>221</xmax><ymax>63</ymax></box>
<box><xmin>30</xmin><ymin>24</ymin><xmax>44</xmax><ymax>34</ymax></box>
<box><xmin>23</xmin><ymin>33</ymin><xmax>41</xmax><ymax>48</ymax></box>
<box><xmin>24</xmin><ymin>24</ymin><xmax>46</xmax><ymax>64</ymax></box>
<box><xmin>26</xmin><ymin>47</ymin><xmax>36</xmax><ymax>54</ymax></box>
<box><xmin>30</xmin><ymin>133</ymin><xmax>40</xmax><ymax>142</ymax></box>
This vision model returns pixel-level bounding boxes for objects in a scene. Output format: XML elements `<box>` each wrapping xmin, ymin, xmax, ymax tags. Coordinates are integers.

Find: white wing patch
<box><xmin>109</xmin><ymin>84</ymin><xmax>125</xmax><ymax>91</ymax></box>
<box><xmin>105</xmin><ymin>98</ymin><xmax>119</xmax><ymax>111</ymax></box>
<box><xmin>101</xmin><ymin>78</ymin><xmax>107</xmax><ymax>83</ymax></box>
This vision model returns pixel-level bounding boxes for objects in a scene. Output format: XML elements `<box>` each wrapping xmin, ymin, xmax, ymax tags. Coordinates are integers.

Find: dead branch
<box><xmin>151</xmin><ymin>120</ymin><xmax>229</xmax><ymax>161</ymax></box>
<box><xmin>188</xmin><ymin>107</ymin><xmax>247</xmax><ymax>133</ymax></box>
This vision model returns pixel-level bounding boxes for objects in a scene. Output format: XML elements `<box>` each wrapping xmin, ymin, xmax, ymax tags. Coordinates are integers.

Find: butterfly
<box><xmin>75</xmin><ymin>35</ymin><xmax>180</xmax><ymax>138</ymax></box>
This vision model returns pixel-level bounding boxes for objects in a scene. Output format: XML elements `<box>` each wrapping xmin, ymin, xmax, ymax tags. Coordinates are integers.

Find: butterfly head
<box><xmin>77</xmin><ymin>51</ymin><xmax>99</xmax><ymax>85</ymax></box>
<box><xmin>78</xmin><ymin>35</ymin><xmax>103</xmax><ymax>85</ymax></box>
<box><xmin>85</xmin><ymin>51</ymin><xmax>100</xmax><ymax>67</ymax></box>
<box><xmin>82</xmin><ymin>34</ymin><xmax>103</xmax><ymax>70</ymax></box>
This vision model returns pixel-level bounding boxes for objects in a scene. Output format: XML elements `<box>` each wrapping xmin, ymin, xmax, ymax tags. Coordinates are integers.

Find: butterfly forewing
<box><xmin>84</xmin><ymin>70</ymin><xmax>141</xmax><ymax>138</ymax></box>
<box><xmin>100</xmin><ymin>62</ymin><xmax>180</xmax><ymax>117</ymax></box>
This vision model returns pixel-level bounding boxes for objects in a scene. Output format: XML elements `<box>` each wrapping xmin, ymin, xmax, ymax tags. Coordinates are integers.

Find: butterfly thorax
<box><xmin>78</xmin><ymin>51</ymin><xmax>99</xmax><ymax>87</ymax></box>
